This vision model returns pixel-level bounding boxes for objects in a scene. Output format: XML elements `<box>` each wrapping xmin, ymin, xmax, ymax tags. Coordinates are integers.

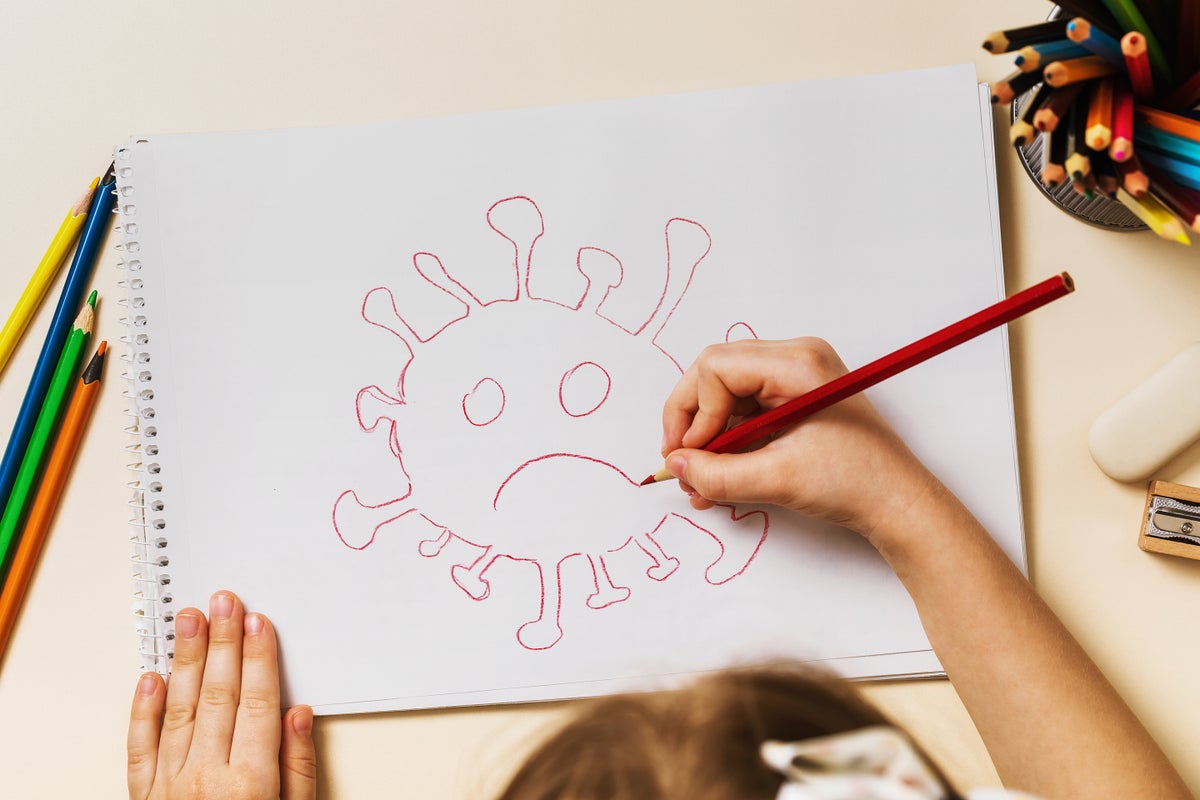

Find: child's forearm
<box><xmin>873</xmin><ymin>484</ymin><xmax>1190</xmax><ymax>799</ymax></box>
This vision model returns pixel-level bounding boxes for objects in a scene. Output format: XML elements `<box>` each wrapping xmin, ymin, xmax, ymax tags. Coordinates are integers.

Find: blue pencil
<box><xmin>1137</xmin><ymin>149</ymin><xmax>1200</xmax><ymax>191</ymax></box>
<box><xmin>0</xmin><ymin>164</ymin><xmax>115</xmax><ymax>512</ymax></box>
<box><xmin>1135</xmin><ymin>126</ymin><xmax>1200</xmax><ymax>166</ymax></box>
<box><xmin>1066</xmin><ymin>18</ymin><xmax>1124</xmax><ymax>68</ymax></box>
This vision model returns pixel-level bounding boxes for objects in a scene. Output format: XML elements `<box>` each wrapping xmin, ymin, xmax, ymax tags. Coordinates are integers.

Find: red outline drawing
<box><xmin>333</xmin><ymin>197</ymin><xmax>767</xmax><ymax>651</ymax></box>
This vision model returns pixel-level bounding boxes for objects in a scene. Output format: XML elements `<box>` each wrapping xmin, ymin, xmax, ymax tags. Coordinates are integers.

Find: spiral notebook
<box><xmin>121</xmin><ymin>64</ymin><xmax>1017</xmax><ymax>714</ymax></box>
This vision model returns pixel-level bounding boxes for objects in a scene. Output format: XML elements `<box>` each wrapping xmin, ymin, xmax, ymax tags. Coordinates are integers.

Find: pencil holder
<box><xmin>986</xmin><ymin>2</ymin><xmax>1200</xmax><ymax>242</ymax></box>
<box><xmin>1011</xmin><ymin>91</ymin><xmax>1145</xmax><ymax>231</ymax></box>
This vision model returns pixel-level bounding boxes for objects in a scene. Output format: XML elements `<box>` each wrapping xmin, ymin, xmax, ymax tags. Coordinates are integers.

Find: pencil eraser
<box><xmin>1088</xmin><ymin>343</ymin><xmax>1200</xmax><ymax>482</ymax></box>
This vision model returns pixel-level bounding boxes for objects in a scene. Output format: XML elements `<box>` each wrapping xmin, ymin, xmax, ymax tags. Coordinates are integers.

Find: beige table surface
<box><xmin>2</xmin><ymin>1</ymin><xmax>1198</xmax><ymax>797</ymax></box>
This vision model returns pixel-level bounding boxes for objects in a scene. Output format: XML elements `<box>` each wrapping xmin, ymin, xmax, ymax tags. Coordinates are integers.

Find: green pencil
<box><xmin>1099</xmin><ymin>0</ymin><xmax>1172</xmax><ymax>79</ymax></box>
<box><xmin>0</xmin><ymin>291</ymin><xmax>95</xmax><ymax>581</ymax></box>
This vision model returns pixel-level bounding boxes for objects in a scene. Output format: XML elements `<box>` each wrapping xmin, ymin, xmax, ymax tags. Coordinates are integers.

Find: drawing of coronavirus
<box><xmin>331</xmin><ymin>196</ymin><xmax>769</xmax><ymax>650</ymax></box>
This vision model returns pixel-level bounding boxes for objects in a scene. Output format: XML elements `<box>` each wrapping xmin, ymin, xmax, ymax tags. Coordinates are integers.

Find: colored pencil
<box><xmin>1056</xmin><ymin>0</ymin><xmax>1124</xmax><ymax>36</ymax></box>
<box><xmin>1011</xmin><ymin>85</ymin><xmax>1047</xmax><ymax>147</ymax></box>
<box><xmin>1138</xmin><ymin>106</ymin><xmax>1200</xmax><ymax>142</ymax></box>
<box><xmin>1109</xmin><ymin>80</ymin><xmax>1136</xmax><ymax>160</ymax></box>
<box><xmin>1122</xmin><ymin>32</ymin><xmax>1155</xmax><ymax>99</ymax></box>
<box><xmin>1139</xmin><ymin>148</ymin><xmax>1200</xmax><ymax>189</ymax></box>
<box><xmin>1086</xmin><ymin>78</ymin><xmax>1115</xmax><ymax>149</ymax></box>
<box><xmin>1016</xmin><ymin>40</ymin><xmax>1091</xmax><ymax>71</ymax></box>
<box><xmin>991</xmin><ymin>68</ymin><xmax>1044</xmax><ymax>104</ymax></box>
<box><xmin>1145</xmin><ymin>166</ymin><xmax>1200</xmax><ymax>232</ymax></box>
<box><xmin>1180</xmin><ymin>0</ymin><xmax>1200</xmax><ymax>79</ymax></box>
<box><xmin>1066</xmin><ymin>17</ymin><xmax>1126</xmax><ymax>66</ymax></box>
<box><xmin>1136</xmin><ymin>125</ymin><xmax>1200</xmax><ymax>164</ymax></box>
<box><xmin>1163</xmin><ymin>68</ymin><xmax>1200</xmax><ymax>110</ymax></box>
<box><xmin>1116</xmin><ymin>154</ymin><xmax>1150</xmax><ymax>195</ymax></box>
<box><xmin>982</xmin><ymin>19</ymin><xmax>1070</xmax><ymax>52</ymax></box>
<box><xmin>0</xmin><ymin>295</ymin><xmax>94</xmax><ymax>580</ymax></box>
<box><xmin>0</xmin><ymin>179</ymin><xmax>96</xmax><ymax>379</ymax></box>
<box><xmin>640</xmin><ymin>274</ymin><xmax>1076</xmax><ymax>484</ymax></box>
<box><xmin>0</xmin><ymin>342</ymin><xmax>105</xmax><ymax>662</ymax></box>
<box><xmin>1043</xmin><ymin>127</ymin><xmax>1070</xmax><ymax>187</ymax></box>
<box><xmin>1072</xmin><ymin>172</ymin><xmax>1100</xmax><ymax>198</ymax></box>
<box><xmin>1044</xmin><ymin>55</ymin><xmax>1119</xmax><ymax>86</ymax></box>
<box><xmin>1066</xmin><ymin>96</ymin><xmax>1095</xmax><ymax>179</ymax></box>
<box><xmin>0</xmin><ymin>165</ymin><xmax>114</xmax><ymax>519</ymax></box>
<box><xmin>1099</xmin><ymin>0</ymin><xmax>1172</xmax><ymax>78</ymax></box>
<box><xmin>1116</xmin><ymin>187</ymin><xmax>1191</xmax><ymax>243</ymax></box>
<box><xmin>1034</xmin><ymin>82</ymin><xmax>1084</xmax><ymax>131</ymax></box>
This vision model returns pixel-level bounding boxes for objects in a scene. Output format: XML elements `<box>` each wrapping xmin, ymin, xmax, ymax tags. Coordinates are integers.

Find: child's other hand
<box><xmin>127</xmin><ymin>591</ymin><xmax>317</xmax><ymax>800</ymax></box>
<box><xmin>660</xmin><ymin>337</ymin><xmax>938</xmax><ymax>540</ymax></box>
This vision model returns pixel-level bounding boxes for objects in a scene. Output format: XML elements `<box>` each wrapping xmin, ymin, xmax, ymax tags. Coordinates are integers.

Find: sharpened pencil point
<box><xmin>639</xmin><ymin>474</ymin><xmax>656</xmax><ymax>487</ymax></box>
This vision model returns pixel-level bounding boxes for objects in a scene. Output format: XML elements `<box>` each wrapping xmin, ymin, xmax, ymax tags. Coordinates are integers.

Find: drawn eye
<box><xmin>559</xmin><ymin>362</ymin><xmax>611</xmax><ymax>418</ymax></box>
<box><xmin>462</xmin><ymin>377</ymin><xmax>506</xmax><ymax>426</ymax></box>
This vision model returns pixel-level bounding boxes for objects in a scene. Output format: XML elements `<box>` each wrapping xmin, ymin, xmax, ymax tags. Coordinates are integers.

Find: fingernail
<box><xmin>292</xmin><ymin>706</ymin><xmax>313</xmax><ymax>735</ymax></box>
<box><xmin>244</xmin><ymin>612</ymin><xmax>265</xmax><ymax>636</ymax></box>
<box><xmin>666</xmin><ymin>454</ymin><xmax>687</xmax><ymax>478</ymax></box>
<box><xmin>137</xmin><ymin>673</ymin><xmax>159</xmax><ymax>696</ymax></box>
<box><xmin>175</xmin><ymin>612</ymin><xmax>200</xmax><ymax>639</ymax></box>
<box><xmin>211</xmin><ymin>592</ymin><xmax>234</xmax><ymax>620</ymax></box>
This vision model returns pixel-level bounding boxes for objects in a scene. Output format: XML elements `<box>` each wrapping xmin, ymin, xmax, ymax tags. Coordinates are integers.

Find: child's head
<box><xmin>497</xmin><ymin>665</ymin><xmax>963</xmax><ymax>800</ymax></box>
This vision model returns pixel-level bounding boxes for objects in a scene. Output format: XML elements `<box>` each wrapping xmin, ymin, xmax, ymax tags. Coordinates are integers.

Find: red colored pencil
<box><xmin>1109</xmin><ymin>80</ymin><xmax>1135</xmax><ymax>161</ymax></box>
<box><xmin>1163</xmin><ymin>68</ymin><xmax>1200</xmax><ymax>111</ymax></box>
<box><xmin>641</xmin><ymin>274</ymin><xmax>1076</xmax><ymax>484</ymax></box>
<box><xmin>1178</xmin><ymin>0</ymin><xmax>1200</xmax><ymax>79</ymax></box>
<box><xmin>1122</xmin><ymin>33</ymin><xmax>1154</xmax><ymax>99</ymax></box>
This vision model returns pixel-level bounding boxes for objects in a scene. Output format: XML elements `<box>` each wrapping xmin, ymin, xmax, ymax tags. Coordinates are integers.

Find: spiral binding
<box><xmin>115</xmin><ymin>141</ymin><xmax>175</xmax><ymax>673</ymax></box>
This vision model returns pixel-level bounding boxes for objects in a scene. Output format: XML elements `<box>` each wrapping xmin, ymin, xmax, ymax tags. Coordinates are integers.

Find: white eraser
<box><xmin>1088</xmin><ymin>343</ymin><xmax>1200</xmax><ymax>482</ymax></box>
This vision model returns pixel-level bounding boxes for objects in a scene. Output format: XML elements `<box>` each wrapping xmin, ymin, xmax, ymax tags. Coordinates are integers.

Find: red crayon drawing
<box><xmin>332</xmin><ymin>197</ymin><xmax>768</xmax><ymax>650</ymax></box>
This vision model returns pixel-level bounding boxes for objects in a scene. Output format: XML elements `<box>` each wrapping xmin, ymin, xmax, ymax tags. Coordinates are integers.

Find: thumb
<box><xmin>281</xmin><ymin>705</ymin><xmax>318</xmax><ymax>800</ymax></box>
<box><xmin>667</xmin><ymin>448</ymin><xmax>779</xmax><ymax>505</ymax></box>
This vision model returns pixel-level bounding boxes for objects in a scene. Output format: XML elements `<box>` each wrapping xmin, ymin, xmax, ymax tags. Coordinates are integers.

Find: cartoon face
<box><xmin>333</xmin><ymin>197</ymin><xmax>769</xmax><ymax>650</ymax></box>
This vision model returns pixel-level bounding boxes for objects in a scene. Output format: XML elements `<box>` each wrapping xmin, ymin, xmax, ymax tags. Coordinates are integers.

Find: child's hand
<box><xmin>660</xmin><ymin>337</ymin><xmax>938</xmax><ymax>541</ymax></box>
<box><xmin>126</xmin><ymin>591</ymin><xmax>317</xmax><ymax>800</ymax></box>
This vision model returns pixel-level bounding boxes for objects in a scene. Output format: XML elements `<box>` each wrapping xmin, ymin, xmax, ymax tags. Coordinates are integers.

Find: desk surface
<box><xmin>2</xmin><ymin>1</ymin><xmax>1198</xmax><ymax>796</ymax></box>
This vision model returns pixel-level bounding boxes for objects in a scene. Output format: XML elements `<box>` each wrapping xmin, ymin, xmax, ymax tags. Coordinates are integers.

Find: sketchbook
<box><xmin>121</xmin><ymin>64</ymin><xmax>1016</xmax><ymax>714</ymax></box>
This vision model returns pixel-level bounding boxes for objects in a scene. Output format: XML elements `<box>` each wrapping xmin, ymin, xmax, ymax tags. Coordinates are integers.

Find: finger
<box><xmin>661</xmin><ymin>362</ymin><xmax>701</xmax><ymax>456</ymax></box>
<box><xmin>127</xmin><ymin>672</ymin><xmax>166</xmax><ymax>799</ymax></box>
<box><xmin>230</xmin><ymin>612</ymin><xmax>283</xmax><ymax>771</ymax></box>
<box><xmin>281</xmin><ymin>706</ymin><xmax>318</xmax><ymax>800</ymax></box>
<box><xmin>158</xmin><ymin>607</ymin><xmax>208</xmax><ymax>775</ymax></box>
<box><xmin>190</xmin><ymin>591</ymin><xmax>244</xmax><ymax>763</ymax></box>
<box><xmin>666</xmin><ymin>448</ymin><xmax>789</xmax><ymax>506</ymax></box>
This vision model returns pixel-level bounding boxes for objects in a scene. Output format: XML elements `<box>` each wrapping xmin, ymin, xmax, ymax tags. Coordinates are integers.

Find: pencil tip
<box><xmin>639</xmin><ymin>474</ymin><xmax>657</xmax><ymax>487</ymax></box>
<box><xmin>97</xmin><ymin>340</ymin><xmax>108</xmax><ymax>357</ymax></box>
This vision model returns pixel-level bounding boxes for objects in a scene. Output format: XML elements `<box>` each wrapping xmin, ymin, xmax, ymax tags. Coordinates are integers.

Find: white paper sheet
<box><xmin>120</xmin><ymin>64</ymin><xmax>1019</xmax><ymax>713</ymax></box>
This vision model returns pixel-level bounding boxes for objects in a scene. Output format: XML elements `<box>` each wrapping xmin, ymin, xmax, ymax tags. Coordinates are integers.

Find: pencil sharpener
<box><xmin>1140</xmin><ymin>480</ymin><xmax>1200</xmax><ymax>561</ymax></box>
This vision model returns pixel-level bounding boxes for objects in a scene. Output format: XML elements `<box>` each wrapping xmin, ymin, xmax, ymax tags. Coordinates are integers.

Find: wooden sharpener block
<box><xmin>1140</xmin><ymin>481</ymin><xmax>1200</xmax><ymax>561</ymax></box>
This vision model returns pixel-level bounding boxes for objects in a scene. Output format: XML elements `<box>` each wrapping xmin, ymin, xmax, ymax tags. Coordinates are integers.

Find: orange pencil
<box><xmin>0</xmin><ymin>342</ymin><xmax>105</xmax><ymax>663</ymax></box>
<box><xmin>1138</xmin><ymin>106</ymin><xmax>1200</xmax><ymax>143</ymax></box>
<box><xmin>1043</xmin><ymin>55</ymin><xmax>1118</xmax><ymax>86</ymax></box>
<box><xmin>1085</xmin><ymin>78</ymin><xmax>1114</xmax><ymax>150</ymax></box>
<box><xmin>1122</xmin><ymin>32</ymin><xmax>1154</xmax><ymax>99</ymax></box>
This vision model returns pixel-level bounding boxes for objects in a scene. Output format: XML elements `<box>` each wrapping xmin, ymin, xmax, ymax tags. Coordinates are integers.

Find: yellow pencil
<box><xmin>0</xmin><ymin>177</ymin><xmax>98</xmax><ymax>377</ymax></box>
<box><xmin>1116</xmin><ymin>188</ymin><xmax>1191</xmax><ymax>246</ymax></box>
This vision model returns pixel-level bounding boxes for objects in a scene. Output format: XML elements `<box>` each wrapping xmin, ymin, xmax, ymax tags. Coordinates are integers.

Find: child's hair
<box><xmin>496</xmin><ymin>665</ymin><xmax>964</xmax><ymax>800</ymax></box>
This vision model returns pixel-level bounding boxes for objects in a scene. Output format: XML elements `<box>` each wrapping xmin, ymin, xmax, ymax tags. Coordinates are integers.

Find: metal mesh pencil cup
<box><xmin>1011</xmin><ymin>92</ymin><xmax>1147</xmax><ymax>231</ymax></box>
<box><xmin>1010</xmin><ymin>4</ymin><xmax>1146</xmax><ymax>232</ymax></box>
